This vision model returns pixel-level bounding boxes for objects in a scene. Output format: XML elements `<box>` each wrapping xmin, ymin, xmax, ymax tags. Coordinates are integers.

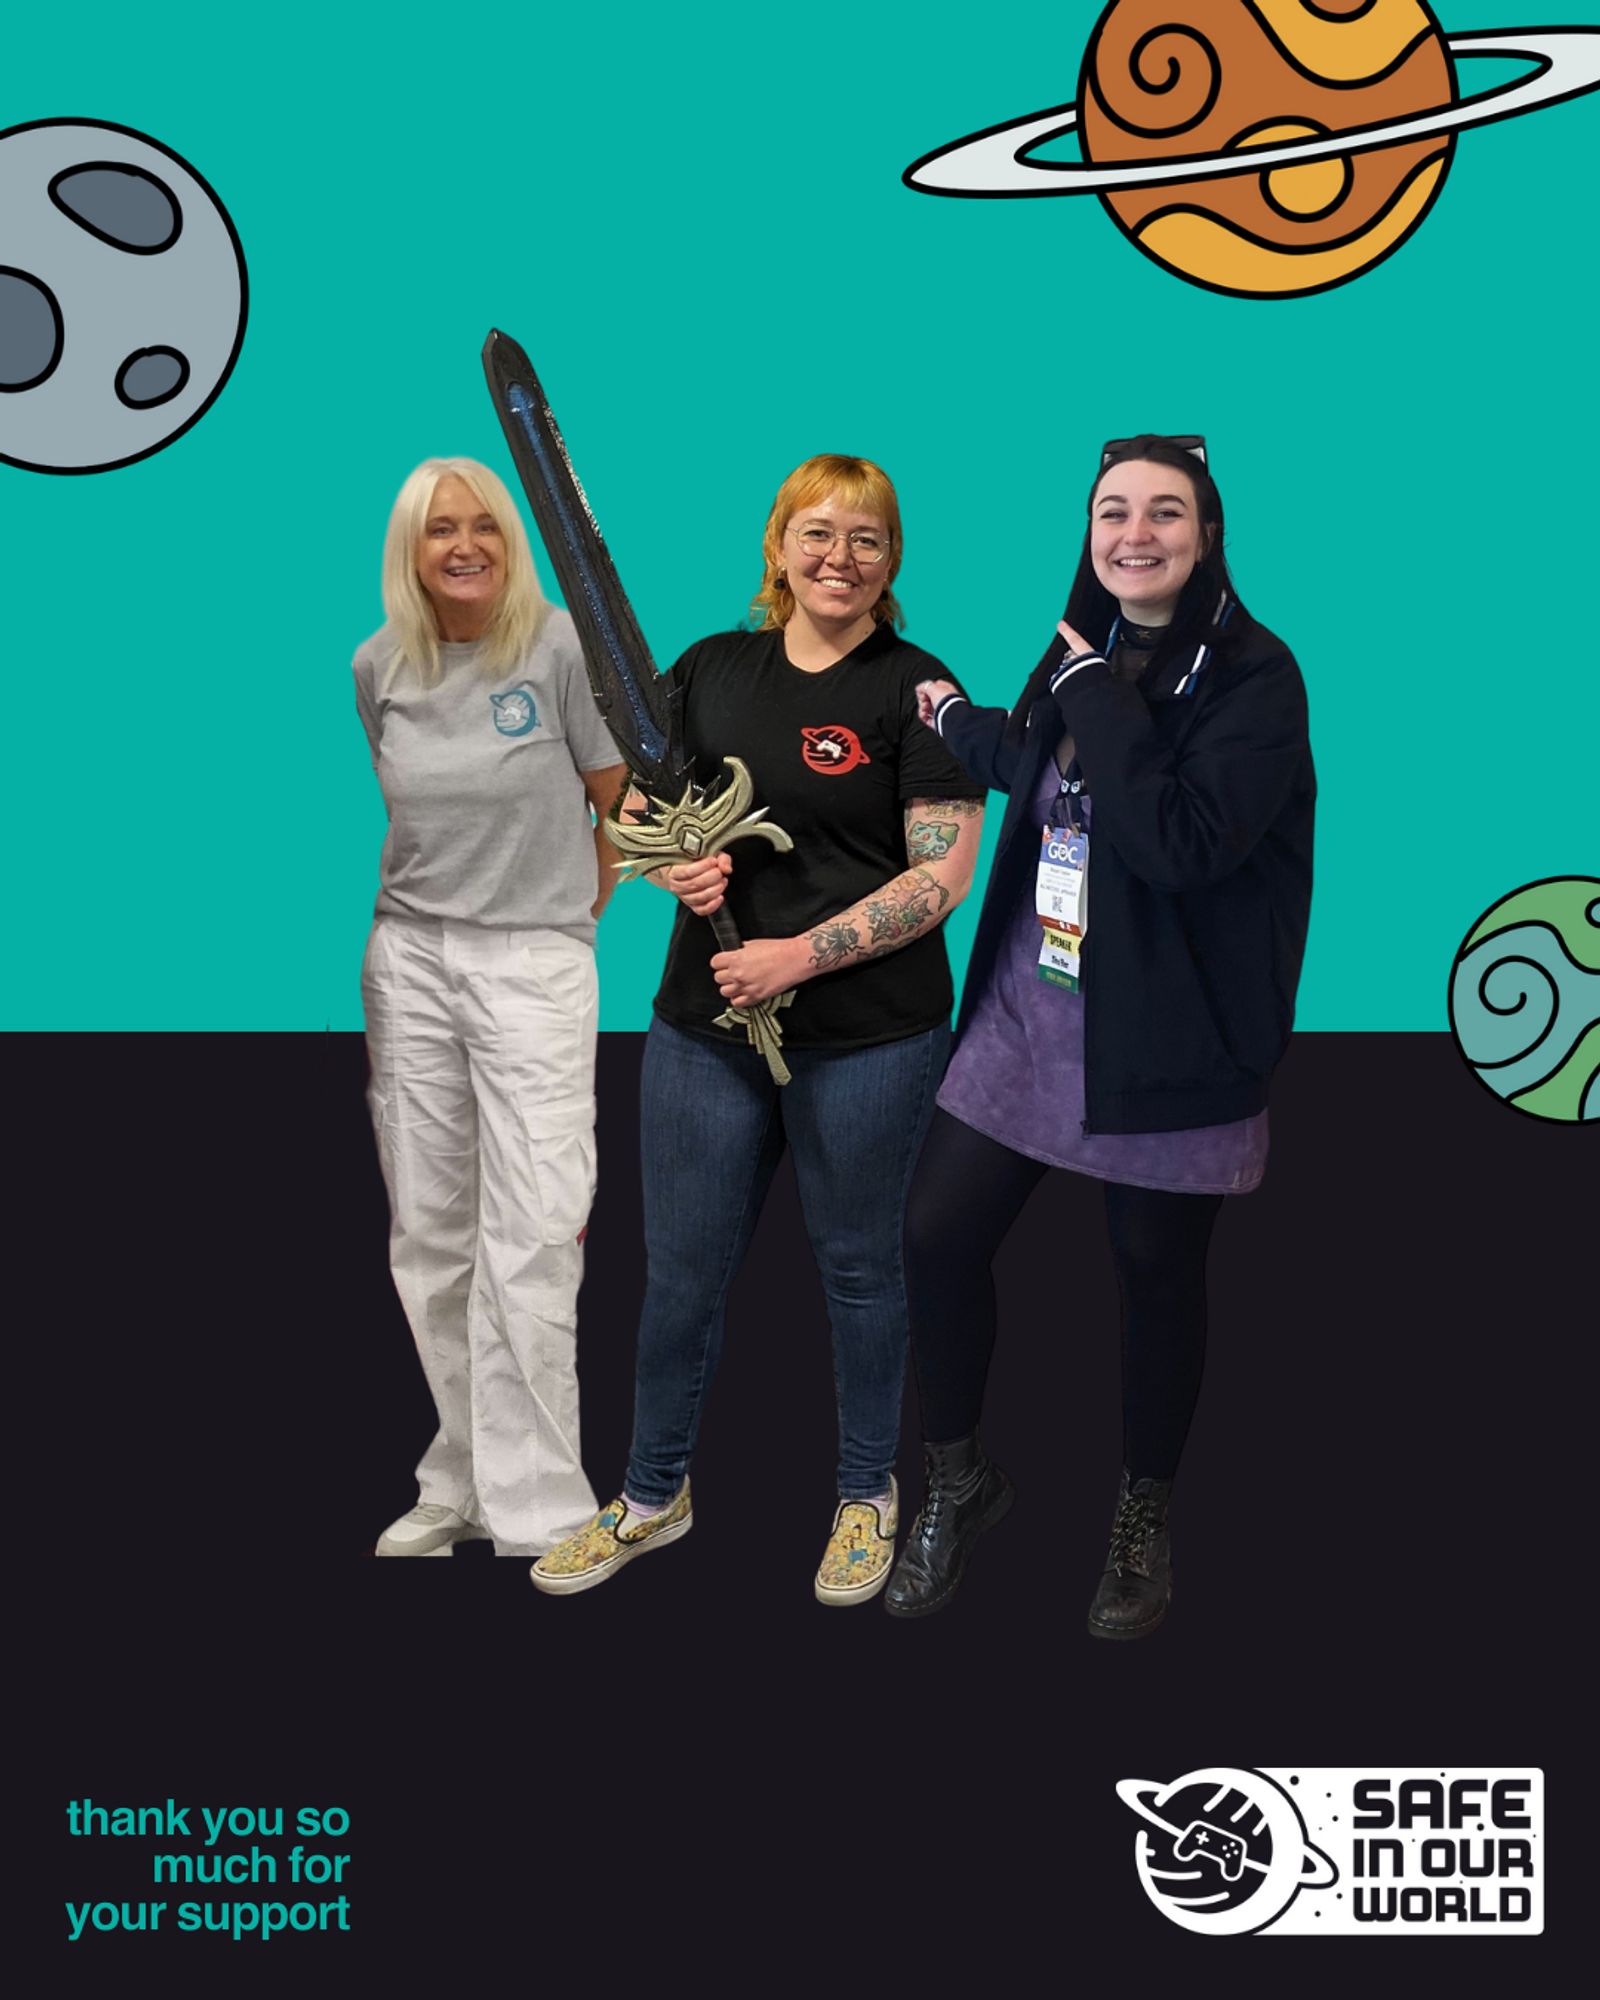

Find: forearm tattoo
<box><xmin>802</xmin><ymin>802</ymin><xmax>979</xmax><ymax>978</ymax></box>
<box><xmin>809</xmin><ymin>921</ymin><xmax>862</xmax><ymax>971</ymax></box>
<box><xmin>807</xmin><ymin>869</ymin><xmax>951</xmax><ymax>973</ymax></box>
<box><xmin>864</xmin><ymin>869</ymin><xmax>949</xmax><ymax>950</ymax></box>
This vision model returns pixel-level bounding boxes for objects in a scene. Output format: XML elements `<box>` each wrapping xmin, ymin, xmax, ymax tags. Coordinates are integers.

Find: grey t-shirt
<box><xmin>353</xmin><ymin>609</ymin><xmax>620</xmax><ymax>940</ymax></box>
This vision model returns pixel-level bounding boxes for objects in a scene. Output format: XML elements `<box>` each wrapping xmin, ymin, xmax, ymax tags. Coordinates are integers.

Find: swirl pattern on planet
<box><xmin>1448</xmin><ymin>880</ymin><xmax>1600</xmax><ymax>1123</ymax></box>
<box><xmin>1079</xmin><ymin>0</ymin><xmax>1457</xmax><ymax>294</ymax></box>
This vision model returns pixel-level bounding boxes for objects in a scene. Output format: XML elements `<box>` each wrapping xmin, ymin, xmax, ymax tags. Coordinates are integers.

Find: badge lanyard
<box><xmin>1035</xmin><ymin>618</ymin><xmax>1122</xmax><ymax>989</ymax></box>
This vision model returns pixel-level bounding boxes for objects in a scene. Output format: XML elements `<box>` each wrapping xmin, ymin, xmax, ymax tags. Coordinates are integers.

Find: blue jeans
<box><xmin>625</xmin><ymin>1016</ymin><xmax>949</xmax><ymax>1504</ymax></box>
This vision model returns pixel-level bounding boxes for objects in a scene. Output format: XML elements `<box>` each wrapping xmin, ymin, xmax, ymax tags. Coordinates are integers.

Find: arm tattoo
<box><xmin>862</xmin><ymin>869</ymin><xmax>950</xmax><ymax>956</ymax></box>
<box><xmin>905</xmin><ymin>797</ymin><xmax>980</xmax><ymax>862</ymax></box>
<box><xmin>809</xmin><ymin>921</ymin><xmax>862</xmax><ymax>971</ymax></box>
<box><xmin>803</xmin><ymin>800</ymin><xmax>978</xmax><ymax>978</ymax></box>
<box><xmin>907</xmin><ymin>818</ymin><xmax>961</xmax><ymax>862</ymax></box>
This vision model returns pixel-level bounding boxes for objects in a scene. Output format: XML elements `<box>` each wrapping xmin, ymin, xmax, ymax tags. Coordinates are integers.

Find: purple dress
<box><xmin>938</xmin><ymin>755</ymin><xmax>1269</xmax><ymax>1195</ymax></box>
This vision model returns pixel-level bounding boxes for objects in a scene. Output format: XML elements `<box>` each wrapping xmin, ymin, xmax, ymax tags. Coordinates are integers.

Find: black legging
<box><xmin>905</xmin><ymin>1110</ymin><xmax>1222</xmax><ymax>1481</ymax></box>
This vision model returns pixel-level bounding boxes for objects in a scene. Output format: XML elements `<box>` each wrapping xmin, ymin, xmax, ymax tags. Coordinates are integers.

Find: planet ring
<box><xmin>904</xmin><ymin>28</ymin><xmax>1600</xmax><ymax>197</ymax></box>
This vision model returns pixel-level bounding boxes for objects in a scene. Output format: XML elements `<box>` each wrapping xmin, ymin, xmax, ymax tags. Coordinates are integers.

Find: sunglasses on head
<box><xmin>1100</xmin><ymin>434</ymin><xmax>1208</xmax><ymax>469</ymax></box>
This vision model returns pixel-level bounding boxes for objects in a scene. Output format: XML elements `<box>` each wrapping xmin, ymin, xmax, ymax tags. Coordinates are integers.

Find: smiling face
<box><xmin>415</xmin><ymin>474</ymin><xmax>506</xmax><ymax>638</ymax></box>
<box><xmin>1090</xmin><ymin>459</ymin><xmax>1208</xmax><ymax>626</ymax></box>
<box><xmin>782</xmin><ymin>494</ymin><xmax>893</xmax><ymax>639</ymax></box>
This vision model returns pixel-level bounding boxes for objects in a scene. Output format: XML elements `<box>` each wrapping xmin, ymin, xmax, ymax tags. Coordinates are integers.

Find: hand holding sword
<box><xmin>640</xmin><ymin>849</ymin><xmax>804</xmax><ymax>1007</ymax></box>
<box><xmin>657</xmin><ymin>851</ymin><xmax>732</xmax><ymax>919</ymax></box>
<box><xmin>481</xmin><ymin>328</ymin><xmax>800</xmax><ymax>1082</ymax></box>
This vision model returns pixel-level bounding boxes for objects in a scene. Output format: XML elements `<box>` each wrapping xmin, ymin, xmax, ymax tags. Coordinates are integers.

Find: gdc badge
<box><xmin>1037</xmin><ymin>820</ymin><xmax>1087</xmax><ymax>990</ymax></box>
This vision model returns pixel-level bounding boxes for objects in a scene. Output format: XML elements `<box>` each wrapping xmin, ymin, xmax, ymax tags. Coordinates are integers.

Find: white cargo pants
<box><xmin>363</xmin><ymin>916</ymin><xmax>600</xmax><ymax>1555</ymax></box>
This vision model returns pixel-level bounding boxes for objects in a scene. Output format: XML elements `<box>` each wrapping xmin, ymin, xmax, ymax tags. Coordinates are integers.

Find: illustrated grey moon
<box><xmin>0</xmin><ymin>119</ymin><xmax>247</xmax><ymax>474</ymax></box>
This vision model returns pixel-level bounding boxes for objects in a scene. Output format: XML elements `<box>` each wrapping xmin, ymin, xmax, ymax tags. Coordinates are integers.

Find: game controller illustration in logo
<box><xmin>1173</xmin><ymin>1819</ymin><xmax>1249</xmax><ymax>1880</ymax></box>
<box><xmin>1</xmin><ymin>118</ymin><xmax>247</xmax><ymax>472</ymax></box>
<box><xmin>800</xmin><ymin>725</ymin><xmax>871</xmax><ymax>775</ymax></box>
<box><xmin>1117</xmin><ymin>1767</ymin><xmax>1337</xmax><ymax>1935</ymax></box>
<box><xmin>1447</xmin><ymin>875</ymin><xmax>1600</xmax><ymax>1123</ymax></box>
<box><xmin>491</xmin><ymin>684</ymin><xmax>539</xmax><ymax>737</ymax></box>
<box><xmin>904</xmin><ymin>3</ymin><xmax>1600</xmax><ymax>299</ymax></box>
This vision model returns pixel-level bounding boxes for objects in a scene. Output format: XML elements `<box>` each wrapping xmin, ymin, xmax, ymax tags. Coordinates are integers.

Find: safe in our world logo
<box><xmin>1119</xmin><ymin>1768</ymin><xmax>1544</xmax><ymax>1936</ymax></box>
<box><xmin>799</xmin><ymin>725</ymin><xmax>871</xmax><ymax>775</ymax></box>
<box><xmin>491</xmin><ymin>683</ymin><xmax>539</xmax><ymax>736</ymax></box>
<box><xmin>1447</xmin><ymin>875</ymin><xmax>1600</xmax><ymax>1123</ymax></box>
<box><xmin>1117</xmin><ymin>1768</ymin><xmax>1336</xmax><ymax>1935</ymax></box>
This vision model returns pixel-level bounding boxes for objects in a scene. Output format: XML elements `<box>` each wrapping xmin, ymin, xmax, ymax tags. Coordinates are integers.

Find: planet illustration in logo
<box><xmin>0</xmin><ymin>118</ymin><xmax>247</xmax><ymax>473</ymax></box>
<box><xmin>1117</xmin><ymin>1768</ymin><xmax>1337</xmax><ymax>1935</ymax></box>
<box><xmin>800</xmin><ymin>725</ymin><xmax>872</xmax><ymax>775</ymax></box>
<box><xmin>905</xmin><ymin>4</ymin><xmax>1600</xmax><ymax>298</ymax></box>
<box><xmin>491</xmin><ymin>683</ymin><xmax>540</xmax><ymax>736</ymax></box>
<box><xmin>1447</xmin><ymin>876</ymin><xmax>1600</xmax><ymax>1124</ymax></box>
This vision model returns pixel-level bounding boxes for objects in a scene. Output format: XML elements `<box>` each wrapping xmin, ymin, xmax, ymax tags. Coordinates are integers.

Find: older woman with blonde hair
<box><xmin>532</xmin><ymin>453</ymin><xmax>985</xmax><ymax>1604</ymax></box>
<box><xmin>357</xmin><ymin>456</ymin><xmax>627</xmax><ymax>1560</ymax></box>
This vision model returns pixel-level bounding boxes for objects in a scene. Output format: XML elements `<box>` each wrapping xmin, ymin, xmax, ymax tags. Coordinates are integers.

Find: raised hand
<box><xmin>915</xmin><ymin>678</ymin><xmax>959</xmax><ymax>728</ymax></box>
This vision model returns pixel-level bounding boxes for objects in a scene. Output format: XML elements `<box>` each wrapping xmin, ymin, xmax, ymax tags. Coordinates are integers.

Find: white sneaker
<box><xmin>375</xmin><ymin>1503</ymin><xmax>489</xmax><ymax>1558</ymax></box>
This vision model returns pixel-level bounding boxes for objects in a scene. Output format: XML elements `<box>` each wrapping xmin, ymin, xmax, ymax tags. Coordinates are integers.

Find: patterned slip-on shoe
<box><xmin>814</xmin><ymin>1475</ymin><xmax>898</xmax><ymax>1607</ymax></box>
<box><xmin>530</xmin><ymin>1483</ymin><xmax>692</xmax><ymax>1596</ymax></box>
<box><xmin>375</xmin><ymin>1503</ymin><xmax>490</xmax><ymax>1558</ymax></box>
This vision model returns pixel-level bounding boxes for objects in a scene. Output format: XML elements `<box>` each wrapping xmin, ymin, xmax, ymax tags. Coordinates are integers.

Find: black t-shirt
<box><xmin>652</xmin><ymin>623</ymin><xmax>985</xmax><ymax>1049</ymax></box>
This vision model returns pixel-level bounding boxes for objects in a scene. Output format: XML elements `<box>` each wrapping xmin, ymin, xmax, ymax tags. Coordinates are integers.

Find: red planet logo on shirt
<box><xmin>800</xmin><ymin>726</ymin><xmax>872</xmax><ymax>775</ymax></box>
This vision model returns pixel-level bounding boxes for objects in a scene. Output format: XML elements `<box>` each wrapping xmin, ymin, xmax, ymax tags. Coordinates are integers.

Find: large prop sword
<box><xmin>481</xmin><ymin>329</ymin><xmax>797</xmax><ymax>1083</ymax></box>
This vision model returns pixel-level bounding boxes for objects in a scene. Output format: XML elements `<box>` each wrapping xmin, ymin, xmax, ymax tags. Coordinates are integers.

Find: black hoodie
<box><xmin>936</xmin><ymin>596</ymin><xmax>1315</xmax><ymax>1135</ymax></box>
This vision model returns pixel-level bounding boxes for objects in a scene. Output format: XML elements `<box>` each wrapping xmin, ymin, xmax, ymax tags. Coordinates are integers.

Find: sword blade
<box><xmin>481</xmin><ymin>329</ymin><xmax>796</xmax><ymax>1086</ymax></box>
<box><xmin>481</xmin><ymin>328</ymin><xmax>688</xmax><ymax>795</ymax></box>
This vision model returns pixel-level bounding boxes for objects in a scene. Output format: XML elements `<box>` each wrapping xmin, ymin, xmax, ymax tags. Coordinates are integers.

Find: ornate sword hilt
<box><xmin>606</xmin><ymin>757</ymin><xmax>798</xmax><ymax>1085</ymax></box>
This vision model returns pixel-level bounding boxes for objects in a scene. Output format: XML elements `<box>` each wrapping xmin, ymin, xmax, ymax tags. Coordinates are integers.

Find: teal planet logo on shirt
<box><xmin>491</xmin><ymin>683</ymin><xmax>538</xmax><ymax>737</ymax></box>
<box><xmin>1447</xmin><ymin>876</ymin><xmax>1600</xmax><ymax>1123</ymax></box>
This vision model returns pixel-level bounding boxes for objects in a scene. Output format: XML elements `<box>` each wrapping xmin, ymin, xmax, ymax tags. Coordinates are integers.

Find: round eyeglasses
<box><xmin>787</xmin><ymin>525</ymin><xmax>891</xmax><ymax>565</ymax></box>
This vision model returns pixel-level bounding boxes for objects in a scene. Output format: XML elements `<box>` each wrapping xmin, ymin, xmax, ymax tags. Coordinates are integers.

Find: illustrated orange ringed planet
<box><xmin>905</xmin><ymin>20</ymin><xmax>1600</xmax><ymax>298</ymax></box>
<box><xmin>907</xmin><ymin>29</ymin><xmax>1599</xmax><ymax>195</ymax></box>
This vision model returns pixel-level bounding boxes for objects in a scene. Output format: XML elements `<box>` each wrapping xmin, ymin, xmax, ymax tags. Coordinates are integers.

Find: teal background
<box><xmin>3</xmin><ymin>0</ymin><xmax>1595</xmax><ymax>1030</ymax></box>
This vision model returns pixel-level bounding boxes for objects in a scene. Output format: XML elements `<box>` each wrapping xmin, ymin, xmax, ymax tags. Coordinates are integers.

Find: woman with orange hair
<box><xmin>533</xmin><ymin>455</ymin><xmax>985</xmax><ymax>1605</ymax></box>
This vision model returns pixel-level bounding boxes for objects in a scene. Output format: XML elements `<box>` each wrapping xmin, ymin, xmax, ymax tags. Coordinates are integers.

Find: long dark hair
<box><xmin>1061</xmin><ymin>435</ymin><xmax>1241</xmax><ymax>674</ymax></box>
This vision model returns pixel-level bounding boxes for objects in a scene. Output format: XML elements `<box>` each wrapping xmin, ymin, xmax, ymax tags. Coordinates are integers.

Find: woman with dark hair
<box><xmin>532</xmin><ymin>454</ymin><xmax>986</xmax><ymax>1605</ymax></box>
<box><xmin>886</xmin><ymin>435</ymin><xmax>1315</xmax><ymax>1635</ymax></box>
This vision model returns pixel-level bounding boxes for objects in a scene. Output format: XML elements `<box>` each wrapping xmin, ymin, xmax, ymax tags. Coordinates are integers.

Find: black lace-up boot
<box><xmin>1087</xmin><ymin>1470</ymin><xmax>1173</xmax><ymax>1640</ymax></box>
<box><xmin>883</xmin><ymin>1435</ymin><xmax>1013</xmax><ymax>1618</ymax></box>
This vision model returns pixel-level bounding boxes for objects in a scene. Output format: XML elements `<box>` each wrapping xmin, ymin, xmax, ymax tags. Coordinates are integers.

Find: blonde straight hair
<box><xmin>381</xmin><ymin>457</ymin><xmax>548</xmax><ymax>683</ymax></box>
